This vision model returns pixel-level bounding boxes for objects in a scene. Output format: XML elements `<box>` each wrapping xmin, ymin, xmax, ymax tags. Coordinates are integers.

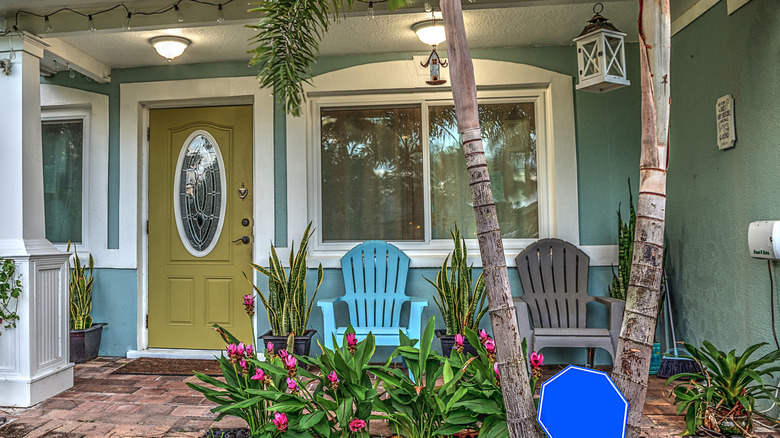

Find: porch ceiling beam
<box><xmin>43</xmin><ymin>37</ymin><xmax>111</xmax><ymax>83</ymax></box>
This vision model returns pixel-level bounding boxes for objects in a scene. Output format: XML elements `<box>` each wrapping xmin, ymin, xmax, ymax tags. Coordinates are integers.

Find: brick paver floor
<box><xmin>0</xmin><ymin>358</ymin><xmax>778</xmax><ymax>437</ymax></box>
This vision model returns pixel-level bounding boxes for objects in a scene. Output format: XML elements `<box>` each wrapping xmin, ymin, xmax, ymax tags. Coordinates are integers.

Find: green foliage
<box><xmin>425</xmin><ymin>226</ymin><xmax>488</xmax><ymax>335</ymax></box>
<box><xmin>247</xmin><ymin>0</ymin><xmax>412</xmax><ymax>117</ymax></box>
<box><xmin>0</xmin><ymin>258</ymin><xmax>22</xmax><ymax>334</ymax></box>
<box><xmin>667</xmin><ymin>341</ymin><xmax>780</xmax><ymax>436</ymax></box>
<box><xmin>249</xmin><ymin>223</ymin><xmax>324</xmax><ymax>337</ymax></box>
<box><xmin>68</xmin><ymin>242</ymin><xmax>95</xmax><ymax>330</ymax></box>
<box><xmin>608</xmin><ymin>180</ymin><xmax>635</xmax><ymax>300</ymax></box>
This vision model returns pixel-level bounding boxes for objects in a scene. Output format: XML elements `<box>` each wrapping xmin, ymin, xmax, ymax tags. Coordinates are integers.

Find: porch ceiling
<box><xmin>3</xmin><ymin>0</ymin><xmax>644</xmax><ymax>71</ymax></box>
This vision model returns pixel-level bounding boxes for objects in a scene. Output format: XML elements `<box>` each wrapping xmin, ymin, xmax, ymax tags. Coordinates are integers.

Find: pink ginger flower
<box><xmin>479</xmin><ymin>329</ymin><xmax>489</xmax><ymax>343</ymax></box>
<box><xmin>453</xmin><ymin>333</ymin><xmax>465</xmax><ymax>354</ymax></box>
<box><xmin>287</xmin><ymin>377</ymin><xmax>298</xmax><ymax>392</ymax></box>
<box><xmin>529</xmin><ymin>351</ymin><xmax>544</xmax><ymax>368</ymax></box>
<box><xmin>349</xmin><ymin>419</ymin><xmax>367</xmax><ymax>432</ymax></box>
<box><xmin>278</xmin><ymin>349</ymin><xmax>288</xmax><ymax>359</ymax></box>
<box><xmin>266</xmin><ymin>342</ymin><xmax>275</xmax><ymax>359</ymax></box>
<box><xmin>484</xmin><ymin>338</ymin><xmax>496</xmax><ymax>354</ymax></box>
<box><xmin>283</xmin><ymin>354</ymin><xmax>297</xmax><ymax>370</ymax></box>
<box><xmin>346</xmin><ymin>333</ymin><xmax>357</xmax><ymax>354</ymax></box>
<box><xmin>273</xmin><ymin>412</ymin><xmax>288</xmax><ymax>431</ymax></box>
<box><xmin>246</xmin><ymin>344</ymin><xmax>254</xmax><ymax>357</ymax></box>
<box><xmin>250</xmin><ymin>368</ymin><xmax>266</xmax><ymax>381</ymax></box>
<box><xmin>237</xmin><ymin>343</ymin><xmax>246</xmax><ymax>356</ymax></box>
<box><xmin>494</xmin><ymin>362</ymin><xmax>500</xmax><ymax>386</ymax></box>
<box><xmin>239</xmin><ymin>359</ymin><xmax>247</xmax><ymax>374</ymax></box>
<box><xmin>242</xmin><ymin>294</ymin><xmax>255</xmax><ymax>317</ymax></box>
<box><xmin>327</xmin><ymin>370</ymin><xmax>339</xmax><ymax>390</ymax></box>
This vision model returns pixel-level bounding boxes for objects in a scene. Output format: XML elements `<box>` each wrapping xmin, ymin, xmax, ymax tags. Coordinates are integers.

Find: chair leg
<box><xmin>586</xmin><ymin>348</ymin><xmax>595</xmax><ymax>368</ymax></box>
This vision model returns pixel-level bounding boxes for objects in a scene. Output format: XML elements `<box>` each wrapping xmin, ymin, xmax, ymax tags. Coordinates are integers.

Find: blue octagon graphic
<box><xmin>537</xmin><ymin>365</ymin><xmax>628</xmax><ymax>438</ymax></box>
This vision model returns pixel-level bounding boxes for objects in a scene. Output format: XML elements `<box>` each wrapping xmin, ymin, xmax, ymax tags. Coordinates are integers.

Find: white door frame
<box><xmin>119</xmin><ymin>77</ymin><xmax>274</xmax><ymax>356</ymax></box>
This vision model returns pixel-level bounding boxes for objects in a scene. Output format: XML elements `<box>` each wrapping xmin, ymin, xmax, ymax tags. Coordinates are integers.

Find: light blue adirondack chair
<box><xmin>318</xmin><ymin>241</ymin><xmax>428</xmax><ymax>349</ymax></box>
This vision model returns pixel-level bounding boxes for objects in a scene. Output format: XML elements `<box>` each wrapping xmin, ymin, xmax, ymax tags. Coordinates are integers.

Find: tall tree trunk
<box><xmin>440</xmin><ymin>2</ymin><xmax>543</xmax><ymax>438</ymax></box>
<box><xmin>611</xmin><ymin>1</ymin><xmax>671</xmax><ymax>437</ymax></box>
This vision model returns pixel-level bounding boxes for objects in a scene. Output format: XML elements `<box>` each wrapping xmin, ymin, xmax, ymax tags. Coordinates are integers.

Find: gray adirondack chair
<box><xmin>318</xmin><ymin>241</ymin><xmax>428</xmax><ymax>349</ymax></box>
<box><xmin>514</xmin><ymin>238</ymin><xmax>625</xmax><ymax>366</ymax></box>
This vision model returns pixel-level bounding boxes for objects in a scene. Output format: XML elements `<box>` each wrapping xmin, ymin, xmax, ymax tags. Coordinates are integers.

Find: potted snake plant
<box><xmin>426</xmin><ymin>226</ymin><xmax>488</xmax><ymax>356</ymax></box>
<box><xmin>249</xmin><ymin>223</ymin><xmax>323</xmax><ymax>356</ymax></box>
<box><xmin>68</xmin><ymin>242</ymin><xmax>107</xmax><ymax>363</ymax></box>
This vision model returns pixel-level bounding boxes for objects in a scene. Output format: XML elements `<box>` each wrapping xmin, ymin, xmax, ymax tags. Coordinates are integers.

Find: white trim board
<box><xmin>672</xmin><ymin>0</ymin><xmax>719</xmax><ymax>36</ymax></box>
<box><xmin>119</xmin><ymin>76</ymin><xmax>274</xmax><ymax>353</ymax></box>
<box><xmin>40</xmin><ymin>85</ymin><xmax>112</xmax><ymax>266</ymax></box>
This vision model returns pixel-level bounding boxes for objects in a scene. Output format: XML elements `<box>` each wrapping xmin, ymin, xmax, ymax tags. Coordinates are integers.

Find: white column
<box><xmin>0</xmin><ymin>32</ymin><xmax>73</xmax><ymax>407</ymax></box>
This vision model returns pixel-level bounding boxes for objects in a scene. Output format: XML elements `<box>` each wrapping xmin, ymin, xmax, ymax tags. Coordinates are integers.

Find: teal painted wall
<box><xmin>90</xmin><ymin>268</ymin><xmax>137</xmax><ymax>356</ymax></box>
<box><xmin>43</xmin><ymin>43</ymin><xmax>644</xmax><ymax>364</ymax></box>
<box><xmin>666</xmin><ymin>0</ymin><xmax>780</xmax><ymax>363</ymax></box>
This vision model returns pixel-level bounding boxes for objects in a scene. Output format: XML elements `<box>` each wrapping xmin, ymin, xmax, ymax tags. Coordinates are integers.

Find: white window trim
<box><xmin>285</xmin><ymin>59</ymin><xmax>590</xmax><ymax>268</ymax></box>
<box><xmin>41</xmin><ymin>85</ymin><xmax>109</xmax><ymax>265</ymax></box>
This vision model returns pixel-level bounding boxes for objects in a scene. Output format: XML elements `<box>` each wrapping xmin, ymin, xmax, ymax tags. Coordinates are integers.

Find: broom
<box><xmin>656</xmin><ymin>273</ymin><xmax>700</xmax><ymax>379</ymax></box>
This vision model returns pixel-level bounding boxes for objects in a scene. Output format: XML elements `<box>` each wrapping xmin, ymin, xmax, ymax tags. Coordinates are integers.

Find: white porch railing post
<box><xmin>0</xmin><ymin>32</ymin><xmax>73</xmax><ymax>408</ymax></box>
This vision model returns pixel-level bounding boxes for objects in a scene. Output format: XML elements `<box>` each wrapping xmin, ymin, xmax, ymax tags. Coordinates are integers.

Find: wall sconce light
<box><xmin>151</xmin><ymin>36</ymin><xmax>190</xmax><ymax>61</ymax></box>
<box><xmin>573</xmin><ymin>3</ymin><xmax>630</xmax><ymax>93</ymax></box>
<box><xmin>413</xmin><ymin>19</ymin><xmax>448</xmax><ymax>85</ymax></box>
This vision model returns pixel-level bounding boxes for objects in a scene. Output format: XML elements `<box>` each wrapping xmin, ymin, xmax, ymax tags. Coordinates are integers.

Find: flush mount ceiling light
<box><xmin>151</xmin><ymin>36</ymin><xmax>190</xmax><ymax>60</ymax></box>
<box><xmin>412</xmin><ymin>20</ymin><xmax>446</xmax><ymax>47</ymax></box>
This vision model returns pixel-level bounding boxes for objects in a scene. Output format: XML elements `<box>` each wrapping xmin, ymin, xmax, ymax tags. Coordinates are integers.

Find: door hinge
<box><xmin>147</xmin><ymin>127</ymin><xmax>150</xmax><ymax>142</ymax></box>
<box><xmin>146</xmin><ymin>220</ymin><xmax>149</xmax><ymax>235</ymax></box>
<box><xmin>145</xmin><ymin>314</ymin><xmax>148</xmax><ymax>329</ymax></box>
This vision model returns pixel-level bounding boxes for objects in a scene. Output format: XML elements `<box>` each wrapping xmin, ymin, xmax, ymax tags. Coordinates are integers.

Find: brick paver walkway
<box><xmin>0</xmin><ymin>358</ymin><xmax>777</xmax><ymax>437</ymax></box>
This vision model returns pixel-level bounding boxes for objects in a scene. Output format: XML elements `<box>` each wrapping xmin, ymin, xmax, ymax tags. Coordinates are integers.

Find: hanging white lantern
<box><xmin>573</xmin><ymin>4</ymin><xmax>630</xmax><ymax>93</ymax></box>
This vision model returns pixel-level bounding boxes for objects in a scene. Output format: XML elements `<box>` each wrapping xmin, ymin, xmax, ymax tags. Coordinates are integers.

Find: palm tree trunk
<box><xmin>440</xmin><ymin>2</ymin><xmax>543</xmax><ymax>437</ymax></box>
<box><xmin>610</xmin><ymin>1</ymin><xmax>671</xmax><ymax>437</ymax></box>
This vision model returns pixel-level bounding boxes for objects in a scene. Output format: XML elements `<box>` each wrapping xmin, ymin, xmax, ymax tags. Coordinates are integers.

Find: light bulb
<box><xmin>44</xmin><ymin>15</ymin><xmax>53</xmax><ymax>33</ymax></box>
<box><xmin>367</xmin><ymin>2</ymin><xmax>375</xmax><ymax>20</ymax></box>
<box><xmin>174</xmin><ymin>4</ymin><xmax>184</xmax><ymax>22</ymax></box>
<box><xmin>52</xmin><ymin>60</ymin><xmax>59</xmax><ymax>72</ymax></box>
<box><xmin>123</xmin><ymin>12</ymin><xmax>132</xmax><ymax>30</ymax></box>
<box><xmin>216</xmin><ymin>4</ymin><xmax>224</xmax><ymax>23</ymax></box>
<box><xmin>424</xmin><ymin>2</ymin><xmax>432</xmax><ymax>12</ymax></box>
<box><xmin>68</xmin><ymin>65</ymin><xmax>75</xmax><ymax>79</ymax></box>
<box><xmin>88</xmin><ymin>15</ymin><xmax>96</xmax><ymax>32</ymax></box>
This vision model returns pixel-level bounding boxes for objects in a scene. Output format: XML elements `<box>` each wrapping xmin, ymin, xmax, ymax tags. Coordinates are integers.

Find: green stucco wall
<box><xmin>90</xmin><ymin>268</ymin><xmax>138</xmax><ymax>356</ymax></box>
<box><xmin>43</xmin><ymin>43</ymin><xmax>644</xmax><ymax>364</ymax></box>
<box><xmin>666</xmin><ymin>0</ymin><xmax>780</xmax><ymax>358</ymax></box>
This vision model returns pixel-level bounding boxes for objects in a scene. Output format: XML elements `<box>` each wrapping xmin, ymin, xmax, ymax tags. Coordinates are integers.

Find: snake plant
<box><xmin>608</xmin><ymin>180</ymin><xmax>636</xmax><ymax>300</ymax></box>
<box><xmin>249</xmin><ymin>223</ymin><xmax>323</xmax><ymax>337</ymax></box>
<box><xmin>68</xmin><ymin>242</ymin><xmax>94</xmax><ymax>330</ymax></box>
<box><xmin>426</xmin><ymin>226</ymin><xmax>488</xmax><ymax>336</ymax></box>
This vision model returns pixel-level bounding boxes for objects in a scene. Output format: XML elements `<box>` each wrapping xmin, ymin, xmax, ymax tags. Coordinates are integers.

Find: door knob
<box><xmin>232</xmin><ymin>236</ymin><xmax>250</xmax><ymax>244</ymax></box>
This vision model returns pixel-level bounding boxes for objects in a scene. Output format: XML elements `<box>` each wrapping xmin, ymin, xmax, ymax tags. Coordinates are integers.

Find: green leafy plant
<box><xmin>68</xmin><ymin>242</ymin><xmax>95</xmax><ymax>330</ymax></box>
<box><xmin>425</xmin><ymin>226</ymin><xmax>488</xmax><ymax>335</ymax></box>
<box><xmin>608</xmin><ymin>180</ymin><xmax>635</xmax><ymax>300</ymax></box>
<box><xmin>0</xmin><ymin>258</ymin><xmax>22</xmax><ymax>334</ymax></box>
<box><xmin>667</xmin><ymin>341</ymin><xmax>780</xmax><ymax>436</ymax></box>
<box><xmin>248</xmin><ymin>223</ymin><xmax>324</xmax><ymax>336</ymax></box>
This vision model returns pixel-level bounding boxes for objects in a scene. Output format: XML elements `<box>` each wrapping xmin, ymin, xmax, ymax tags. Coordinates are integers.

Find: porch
<box><xmin>0</xmin><ymin>357</ymin><xmax>731</xmax><ymax>438</ymax></box>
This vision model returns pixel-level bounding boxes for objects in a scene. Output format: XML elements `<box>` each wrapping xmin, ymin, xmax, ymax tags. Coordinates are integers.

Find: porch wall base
<box><xmin>0</xmin><ymin>363</ymin><xmax>74</xmax><ymax>407</ymax></box>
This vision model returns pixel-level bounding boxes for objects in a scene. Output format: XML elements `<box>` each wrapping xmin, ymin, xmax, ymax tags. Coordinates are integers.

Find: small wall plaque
<box><xmin>716</xmin><ymin>94</ymin><xmax>736</xmax><ymax>150</ymax></box>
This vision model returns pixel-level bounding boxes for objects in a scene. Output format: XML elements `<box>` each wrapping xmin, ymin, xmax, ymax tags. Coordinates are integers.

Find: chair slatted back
<box><xmin>515</xmin><ymin>238</ymin><xmax>591</xmax><ymax>328</ymax></box>
<box><xmin>340</xmin><ymin>241</ymin><xmax>410</xmax><ymax>328</ymax></box>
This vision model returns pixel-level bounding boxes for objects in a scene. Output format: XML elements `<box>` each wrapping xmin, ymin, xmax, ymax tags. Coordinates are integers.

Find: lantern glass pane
<box><xmin>582</xmin><ymin>41</ymin><xmax>600</xmax><ymax>76</ymax></box>
<box><xmin>606</xmin><ymin>36</ymin><xmax>624</xmax><ymax>77</ymax></box>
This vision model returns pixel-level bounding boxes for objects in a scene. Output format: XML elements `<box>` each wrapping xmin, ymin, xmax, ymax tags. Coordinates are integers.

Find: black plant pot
<box><xmin>70</xmin><ymin>322</ymin><xmax>107</xmax><ymax>364</ymax></box>
<box><xmin>259</xmin><ymin>329</ymin><xmax>316</xmax><ymax>357</ymax></box>
<box><xmin>436</xmin><ymin>329</ymin><xmax>479</xmax><ymax>356</ymax></box>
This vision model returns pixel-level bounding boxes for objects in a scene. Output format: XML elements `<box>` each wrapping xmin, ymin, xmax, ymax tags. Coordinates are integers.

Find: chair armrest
<box><xmin>317</xmin><ymin>298</ymin><xmax>340</xmax><ymax>349</ymax></box>
<box><xmin>407</xmin><ymin>298</ymin><xmax>428</xmax><ymax>341</ymax></box>
<box><xmin>512</xmin><ymin>297</ymin><xmax>533</xmax><ymax>340</ymax></box>
<box><xmin>594</xmin><ymin>297</ymin><xmax>626</xmax><ymax>351</ymax></box>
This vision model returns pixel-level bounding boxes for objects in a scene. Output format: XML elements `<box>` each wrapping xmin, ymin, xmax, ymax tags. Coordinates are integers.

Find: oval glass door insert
<box><xmin>174</xmin><ymin>130</ymin><xmax>226</xmax><ymax>257</ymax></box>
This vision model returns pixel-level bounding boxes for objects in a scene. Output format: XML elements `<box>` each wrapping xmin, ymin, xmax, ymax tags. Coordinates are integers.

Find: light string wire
<box><xmin>8</xmin><ymin>0</ymin><xmax>235</xmax><ymax>33</ymax></box>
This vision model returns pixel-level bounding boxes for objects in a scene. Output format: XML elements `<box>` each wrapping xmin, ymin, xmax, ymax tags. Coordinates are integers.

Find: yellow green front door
<box><xmin>148</xmin><ymin>105</ymin><xmax>253</xmax><ymax>349</ymax></box>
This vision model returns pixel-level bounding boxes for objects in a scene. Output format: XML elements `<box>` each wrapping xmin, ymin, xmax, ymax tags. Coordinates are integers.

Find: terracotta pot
<box><xmin>436</xmin><ymin>330</ymin><xmax>479</xmax><ymax>356</ymax></box>
<box><xmin>259</xmin><ymin>329</ymin><xmax>316</xmax><ymax>356</ymax></box>
<box><xmin>450</xmin><ymin>429</ymin><xmax>478</xmax><ymax>438</ymax></box>
<box><xmin>70</xmin><ymin>322</ymin><xmax>107</xmax><ymax>363</ymax></box>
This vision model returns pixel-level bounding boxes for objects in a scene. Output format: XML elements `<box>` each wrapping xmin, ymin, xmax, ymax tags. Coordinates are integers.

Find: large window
<box><xmin>42</xmin><ymin>118</ymin><xmax>85</xmax><ymax>244</ymax></box>
<box><xmin>318</xmin><ymin>97</ymin><xmax>539</xmax><ymax>244</ymax></box>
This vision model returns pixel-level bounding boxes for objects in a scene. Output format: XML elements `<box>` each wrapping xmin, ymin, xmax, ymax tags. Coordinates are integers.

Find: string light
<box><xmin>11</xmin><ymin>0</ymin><xmax>235</xmax><ymax>34</ymax></box>
<box><xmin>216</xmin><ymin>4</ymin><xmax>224</xmax><ymax>23</ymax></box>
<box><xmin>68</xmin><ymin>63</ymin><xmax>75</xmax><ymax>79</ymax></box>
<box><xmin>367</xmin><ymin>2</ymin><xmax>375</xmax><ymax>20</ymax></box>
